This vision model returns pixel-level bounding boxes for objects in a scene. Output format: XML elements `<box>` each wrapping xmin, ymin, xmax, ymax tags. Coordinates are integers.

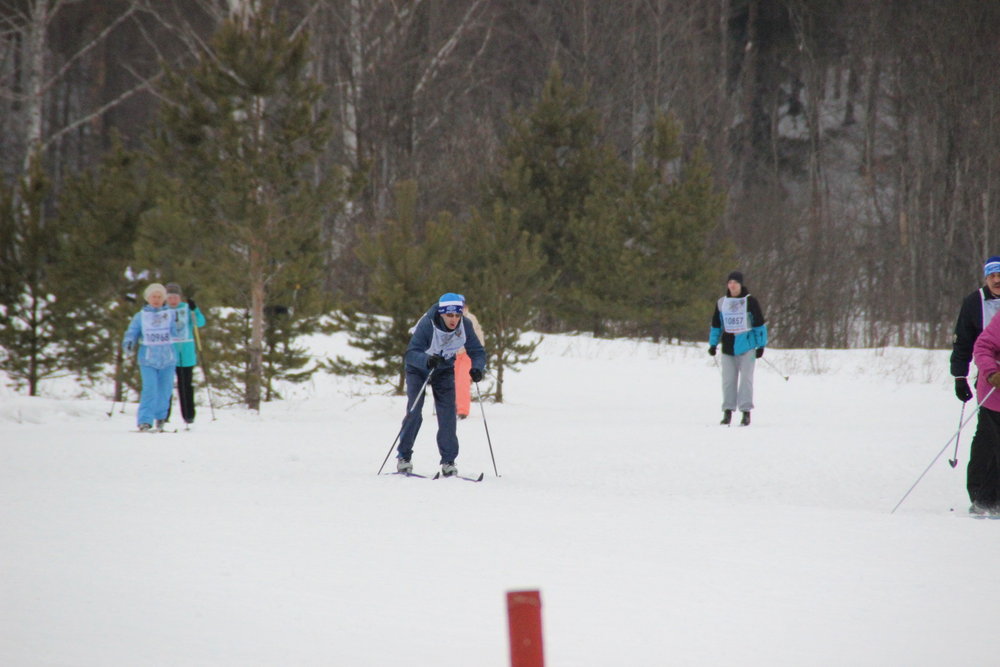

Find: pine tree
<box><xmin>141</xmin><ymin>2</ymin><xmax>348</xmax><ymax>410</ymax></box>
<box><xmin>630</xmin><ymin>114</ymin><xmax>728</xmax><ymax>340</ymax></box>
<box><xmin>329</xmin><ymin>180</ymin><xmax>451</xmax><ymax>394</ymax></box>
<box><xmin>54</xmin><ymin>138</ymin><xmax>151</xmax><ymax>397</ymax></box>
<box><xmin>0</xmin><ymin>155</ymin><xmax>66</xmax><ymax>395</ymax></box>
<box><xmin>489</xmin><ymin>65</ymin><xmax>625</xmax><ymax>329</ymax></box>
<box><xmin>461</xmin><ymin>203</ymin><xmax>550</xmax><ymax>403</ymax></box>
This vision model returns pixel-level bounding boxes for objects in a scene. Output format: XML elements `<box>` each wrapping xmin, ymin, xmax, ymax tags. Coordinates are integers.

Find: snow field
<box><xmin>2</xmin><ymin>334</ymin><xmax>999</xmax><ymax>666</ymax></box>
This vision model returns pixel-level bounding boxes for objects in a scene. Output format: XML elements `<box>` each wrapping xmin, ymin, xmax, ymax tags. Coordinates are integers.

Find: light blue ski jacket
<box><xmin>122</xmin><ymin>305</ymin><xmax>183</xmax><ymax>369</ymax></box>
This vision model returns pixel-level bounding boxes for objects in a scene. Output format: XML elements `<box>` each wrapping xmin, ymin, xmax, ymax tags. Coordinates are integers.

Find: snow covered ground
<box><xmin>2</xmin><ymin>332</ymin><xmax>999</xmax><ymax>666</ymax></box>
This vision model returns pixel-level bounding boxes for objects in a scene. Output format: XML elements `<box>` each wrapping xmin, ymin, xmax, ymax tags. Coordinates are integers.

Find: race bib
<box><xmin>719</xmin><ymin>297</ymin><xmax>750</xmax><ymax>334</ymax></box>
<box><xmin>141</xmin><ymin>310</ymin><xmax>173</xmax><ymax>346</ymax></box>
<box><xmin>984</xmin><ymin>296</ymin><xmax>1000</xmax><ymax>329</ymax></box>
<box><xmin>172</xmin><ymin>307</ymin><xmax>193</xmax><ymax>343</ymax></box>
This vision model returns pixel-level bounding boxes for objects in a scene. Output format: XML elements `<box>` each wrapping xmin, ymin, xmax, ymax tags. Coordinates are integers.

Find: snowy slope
<box><xmin>2</xmin><ymin>334</ymin><xmax>999</xmax><ymax>666</ymax></box>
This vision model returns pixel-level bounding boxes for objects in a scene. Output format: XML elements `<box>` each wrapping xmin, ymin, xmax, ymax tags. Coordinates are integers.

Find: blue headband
<box><xmin>985</xmin><ymin>257</ymin><xmax>1000</xmax><ymax>277</ymax></box>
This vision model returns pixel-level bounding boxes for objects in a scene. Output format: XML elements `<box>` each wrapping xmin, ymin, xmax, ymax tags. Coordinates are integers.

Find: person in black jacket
<box><xmin>951</xmin><ymin>256</ymin><xmax>1000</xmax><ymax>512</ymax></box>
<box><xmin>708</xmin><ymin>271</ymin><xmax>768</xmax><ymax>426</ymax></box>
<box><xmin>395</xmin><ymin>292</ymin><xmax>487</xmax><ymax>477</ymax></box>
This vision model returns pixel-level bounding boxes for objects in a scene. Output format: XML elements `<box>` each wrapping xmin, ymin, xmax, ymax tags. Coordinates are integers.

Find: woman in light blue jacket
<box><xmin>122</xmin><ymin>283</ymin><xmax>182</xmax><ymax>431</ymax></box>
<box><xmin>165</xmin><ymin>283</ymin><xmax>206</xmax><ymax>425</ymax></box>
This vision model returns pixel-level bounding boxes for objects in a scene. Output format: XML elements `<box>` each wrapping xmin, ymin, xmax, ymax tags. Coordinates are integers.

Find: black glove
<box><xmin>427</xmin><ymin>354</ymin><xmax>444</xmax><ymax>370</ymax></box>
<box><xmin>708</xmin><ymin>346</ymin><xmax>717</xmax><ymax>356</ymax></box>
<box><xmin>955</xmin><ymin>377</ymin><xmax>973</xmax><ymax>403</ymax></box>
<box><xmin>470</xmin><ymin>368</ymin><xmax>484</xmax><ymax>383</ymax></box>
<box><xmin>187</xmin><ymin>298</ymin><xmax>197</xmax><ymax>311</ymax></box>
<box><xmin>755</xmin><ymin>347</ymin><xmax>764</xmax><ymax>359</ymax></box>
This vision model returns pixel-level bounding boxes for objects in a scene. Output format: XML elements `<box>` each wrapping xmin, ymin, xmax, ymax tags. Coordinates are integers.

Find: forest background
<box><xmin>2</xmin><ymin>0</ymin><xmax>999</xmax><ymax>409</ymax></box>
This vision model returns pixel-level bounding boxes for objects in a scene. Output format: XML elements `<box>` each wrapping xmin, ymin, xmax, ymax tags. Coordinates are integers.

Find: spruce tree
<box><xmin>141</xmin><ymin>3</ymin><xmax>347</xmax><ymax>410</ymax></box>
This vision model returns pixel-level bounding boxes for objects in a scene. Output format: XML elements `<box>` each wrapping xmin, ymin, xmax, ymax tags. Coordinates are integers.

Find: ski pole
<box><xmin>761</xmin><ymin>355</ymin><xmax>789</xmax><ymax>381</ymax></box>
<box><xmin>890</xmin><ymin>386</ymin><xmax>996</xmax><ymax>514</ymax></box>
<box><xmin>193</xmin><ymin>323</ymin><xmax>217</xmax><ymax>421</ymax></box>
<box><xmin>948</xmin><ymin>402</ymin><xmax>967</xmax><ymax>468</ymax></box>
<box><xmin>475</xmin><ymin>381</ymin><xmax>500</xmax><ymax>477</ymax></box>
<box><xmin>377</xmin><ymin>370</ymin><xmax>435</xmax><ymax>475</ymax></box>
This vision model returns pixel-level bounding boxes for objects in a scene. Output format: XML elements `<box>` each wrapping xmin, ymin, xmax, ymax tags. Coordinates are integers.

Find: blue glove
<box><xmin>123</xmin><ymin>340</ymin><xmax>135</xmax><ymax>354</ymax></box>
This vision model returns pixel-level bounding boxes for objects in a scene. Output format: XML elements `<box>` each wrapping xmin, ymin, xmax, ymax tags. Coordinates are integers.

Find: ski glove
<box><xmin>187</xmin><ymin>298</ymin><xmax>197</xmax><ymax>311</ymax></box>
<box><xmin>427</xmin><ymin>354</ymin><xmax>444</xmax><ymax>370</ymax></box>
<box><xmin>955</xmin><ymin>377</ymin><xmax>974</xmax><ymax>402</ymax></box>
<box><xmin>756</xmin><ymin>347</ymin><xmax>764</xmax><ymax>359</ymax></box>
<box><xmin>708</xmin><ymin>345</ymin><xmax>717</xmax><ymax>356</ymax></box>
<box><xmin>123</xmin><ymin>340</ymin><xmax>135</xmax><ymax>354</ymax></box>
<box><xmin>988</xmin><ymin>373</ymin><xmax>1000</xmax><ymax>390</ymax></box>
<box><xmin>470</xmin><ymin>368</ymin><xmax>484</xmax><ymax>383</ymax></box>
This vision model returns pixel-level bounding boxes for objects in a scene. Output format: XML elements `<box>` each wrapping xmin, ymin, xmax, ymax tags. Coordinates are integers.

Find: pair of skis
<box><xmin>388</xmin><ymin>470</ymin><xmax>484</xmax><ymax>483</ymax></box>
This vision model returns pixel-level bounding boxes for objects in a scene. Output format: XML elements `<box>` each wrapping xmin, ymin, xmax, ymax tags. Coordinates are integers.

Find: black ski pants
<box><xmin>171</xmin><ymin>365</ymin><xmax>196</xmax><ymax>424</ymax></box>
<box><xmin>967</xmin><ymin>407</ymin><xmax>1000</xmax><ymax>506</ymax></box>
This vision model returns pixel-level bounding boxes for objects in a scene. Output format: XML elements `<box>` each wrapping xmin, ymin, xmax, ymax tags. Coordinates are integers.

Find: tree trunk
<box><xmin>22</xmin><ymin>0</ymin><xmax>48</xmax><ymax>174</ymax></box>
<box><xmin>246</xmin><ymin>248</ymin><xmax>265</xmax><ymax>411</ymax></box>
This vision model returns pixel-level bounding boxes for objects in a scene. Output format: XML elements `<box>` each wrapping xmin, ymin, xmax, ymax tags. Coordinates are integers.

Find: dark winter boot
<box><xmin>720</xmin><ymin>410</ymin><xmax>732</xmax><ymax>425</ymax></box>
<box><xmin>740</xmin><ymin>411</ymin><xmax>751</xmax><ymax>426</ymax></box>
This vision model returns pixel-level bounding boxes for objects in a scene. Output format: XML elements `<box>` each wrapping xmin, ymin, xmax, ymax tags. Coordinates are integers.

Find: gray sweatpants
<box><xmin>720</xmin><ymin>350</ymin><xmax>756</xmax><ymax>412</ymax></box>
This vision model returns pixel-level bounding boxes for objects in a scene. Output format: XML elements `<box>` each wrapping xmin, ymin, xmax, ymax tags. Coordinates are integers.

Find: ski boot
<box><xmin>396</xmin><ymin>457</ymin><xmax>413</xmax><ymax>474</ymax></box>
<box><xmin>720</xmin><ymin>410</ymin><xmax>732</xmax><ymax>425</ymax></box>
<box><xmin>440</xmin><ymin>462</ymin><xmax>458</xmax><ymax>477</ymax></box>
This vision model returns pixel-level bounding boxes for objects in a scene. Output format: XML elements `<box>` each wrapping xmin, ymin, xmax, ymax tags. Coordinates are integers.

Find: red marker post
<box><xmin>507</xmin><ymin>589</ymin><xmax>544</xmax><ymax>667</ymax></box>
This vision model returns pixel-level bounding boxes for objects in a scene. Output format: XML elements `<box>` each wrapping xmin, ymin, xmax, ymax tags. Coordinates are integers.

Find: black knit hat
<box><xmin>727</xmin><ymin>271</ymin><xmax>744</xmax><ymax>284</ymax></box>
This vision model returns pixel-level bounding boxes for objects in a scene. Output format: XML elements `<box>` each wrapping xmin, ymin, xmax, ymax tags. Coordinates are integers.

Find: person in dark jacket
<box><xmin>951</xmin><ymin>256</ymin><xmax>1000</xmax><ymax>512</ymax></box>
<box><xmin>396</xmin><ymin>292</ymin><xmax>487</xmax><ymax>477</ymax></box>
<box><xmin>708</xmin><ymin>271</ymin><xmax>768</xmax><ymax>426</ymax></box>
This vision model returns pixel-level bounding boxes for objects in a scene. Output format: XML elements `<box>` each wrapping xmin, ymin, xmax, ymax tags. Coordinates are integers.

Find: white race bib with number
<box><xmin>984</xmin><ymin>295</ymin><xmax>1000</xmax><ymax>329</ymax></box>
<box><xmin>719</xmin><ymin>297</ymin><xmax>750</xmax><ymax>334</ymax></box>
<box><xmin>141</xmin><ymin>310</ymin><xmax>173</xmax><ymax>347</ymax></box>
<box><xmin>172</xmin><ymin>307</ymin><xmax>193</xmax><ymax>343</ymax></box>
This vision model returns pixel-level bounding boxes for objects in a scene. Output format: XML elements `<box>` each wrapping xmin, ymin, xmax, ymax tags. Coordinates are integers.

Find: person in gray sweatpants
<box><xmin>708</xmin><ymin>271</ymin><xmax>768</xmax><ymax>426</ymax></box>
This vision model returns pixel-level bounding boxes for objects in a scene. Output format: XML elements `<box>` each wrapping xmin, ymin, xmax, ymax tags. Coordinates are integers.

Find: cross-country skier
<box><xmin>165</xmin><ymin>283</ymin><xmax>206</xmax><ymax>426</ymax></box>
<box><xmin>122</xmin><ymin>283</ymin><xmax>183</xmax><ymax>432</ymax></box>
<box><xmin>396</xmin><ymin>292</ymin><xmax>487</xmax><ymax>477</ymax></box>
<box><xmin>952</xmin><ymin>256</ymin><xmax>1000</xmax><ymax>514</ymax></box>
<box><xmin>708</xmin><ymin>271</ymin><xmax>768</xmax><ymax>426</ymax></box>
